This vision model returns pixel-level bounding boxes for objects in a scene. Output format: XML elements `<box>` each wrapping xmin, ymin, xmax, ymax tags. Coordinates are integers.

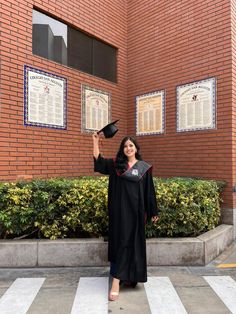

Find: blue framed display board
<box><xmin>176</xmin><ymin>77</ymin><xmax>216</xmax><ymax>132</ymax></box>
<box><xmin>136</xmin><ymin>90</ymin><xmax>165</xmax><ymax>136</ymax></box>
<box><xmin>24</xmin><ymin>65</ymin><xmax>67</xmax><ymax>129</ymax></box>
<box><xmin>81</xmin><ymin>85</ymin><xmax>111</xmax><ymax>133</ymax></box>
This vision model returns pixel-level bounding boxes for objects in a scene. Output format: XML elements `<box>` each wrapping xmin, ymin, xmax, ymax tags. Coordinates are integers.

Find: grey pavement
<box><xmin>0</xmin><ymin>240</ymin><xmax>235</xmax><ymax>314</ymax></box>
<box><xmin>208</xmin><ymin>239</ymin><xmax>236</xmax><ymax>267</ymax></box>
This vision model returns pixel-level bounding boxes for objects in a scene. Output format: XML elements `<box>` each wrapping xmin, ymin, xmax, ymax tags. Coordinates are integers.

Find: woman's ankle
<box><xmin>112</xmin><ymin>277</ymin><xmax>120</xmax><ymax>284</ymax></box>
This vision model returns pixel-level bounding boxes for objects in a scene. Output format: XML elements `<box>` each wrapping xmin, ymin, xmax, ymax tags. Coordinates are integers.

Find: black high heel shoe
<box><xmin>131</xmin><ymin>281</ymin><xmax>137</xmax><ymax>288</ymax></box>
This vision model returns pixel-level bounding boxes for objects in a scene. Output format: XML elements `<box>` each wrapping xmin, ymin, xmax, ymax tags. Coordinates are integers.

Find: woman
<box><xmin>93</xmin><ymin>133</ymin><xmax>159</xmax><ymax>301</ymax></box>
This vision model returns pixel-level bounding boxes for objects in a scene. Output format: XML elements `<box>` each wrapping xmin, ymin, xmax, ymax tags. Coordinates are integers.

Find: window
<box><xmin>93</xmin><ymin>39</ymin><xmax>117</xmax><ymax>82</ymax></box>
<box><xmin>67</xmin><ymin>28</ymin><xmax>93</xmax><ymax>74</ymax></box>
<box><xmin>32</xmin><ymin>10</ymin><xmax>68</xmax><ymax>66</ymax></box>
<box><xmin>32</xmin><ymin>10</ymin><xmax>117</xmax><ymax>83</ymax></box>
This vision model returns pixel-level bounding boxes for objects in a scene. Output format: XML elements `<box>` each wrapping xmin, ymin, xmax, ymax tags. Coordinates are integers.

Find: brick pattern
<box><xmin>0</xmin><ymin>0</ymin><xmax>127</xmax><ymax>180</ymax></box>
<box><xmin>127</xmin><ymin>0</ymin><xmax>233</xmax><ymax>207</ymax></box>
<box><xmin>0</xmin><ymin>0</ymin><xmax>235</xmax><ymax>208</ymax></box>
<box><xmin>231</xmin><ymin>0</ymin><xmax>236</xmax><ymax>208</ymax></box>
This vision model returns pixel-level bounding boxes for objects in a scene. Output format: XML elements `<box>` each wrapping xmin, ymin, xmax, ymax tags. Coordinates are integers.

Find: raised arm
<box><xmin>92</xmin><ymin>132</ymin><xmax>114</xmax><ymax>175</ymax></box>
<box><xmin>92</xmin><ymin>132</ymin><xmax>100</xmax><ymax>159</ymax></box>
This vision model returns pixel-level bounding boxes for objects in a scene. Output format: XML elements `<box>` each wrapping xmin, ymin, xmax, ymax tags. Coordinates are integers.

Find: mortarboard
<box><xmin>97</xmin><ymin>120</ymin><xmax>119</xmax><ymax>138</ymax></box>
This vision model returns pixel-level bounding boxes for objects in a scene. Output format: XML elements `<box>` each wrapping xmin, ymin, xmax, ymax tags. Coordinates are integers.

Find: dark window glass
<box><xmin>32</xmin><ymin>9</ymin><xmax>117</xmax><ymax>83</ymax></box>
<box><xmin>67</xmin><ymin>28</ymin><xmax>92</xmax><ymax>73</ymax></box>
<box><xmin>32</xmin><ymin>10</ymin><xmax>67</xmax><ymax>66</ymax></box>
<box><xmin>93</xmin><ymin>39</ymin><xmax>117</xmax><ymax>82</ymax></box>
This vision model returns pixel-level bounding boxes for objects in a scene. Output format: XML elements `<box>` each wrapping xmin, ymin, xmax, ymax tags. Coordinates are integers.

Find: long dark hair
<box><xmin>115</xmin><ymin>136</ymin><xmax>142</xmax><ymax>174</ymax></box>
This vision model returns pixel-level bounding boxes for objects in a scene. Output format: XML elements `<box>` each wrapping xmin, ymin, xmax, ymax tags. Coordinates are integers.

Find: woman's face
<box><xmin>123</xmin><ymin>139</ymin><xmax>137</xmax><ymax>159</ymax></box>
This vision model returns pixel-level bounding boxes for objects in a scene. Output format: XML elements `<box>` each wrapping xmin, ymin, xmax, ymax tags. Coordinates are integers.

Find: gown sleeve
<box><xmin>94</xmin><ymin>154</ymin><xmax>114</xmax><ymax>175</ymax></box>
<box><xmin>145</xmin><ymin>169</ymin><xmax>159</xmax><ymax>221</ymax></box>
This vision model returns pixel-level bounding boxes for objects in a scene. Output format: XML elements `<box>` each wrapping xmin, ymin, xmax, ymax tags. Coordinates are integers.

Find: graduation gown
<box><xmin>94</xmin><ymin>154</ymin><xmax>158</xmax><ymax>283</ymax></box>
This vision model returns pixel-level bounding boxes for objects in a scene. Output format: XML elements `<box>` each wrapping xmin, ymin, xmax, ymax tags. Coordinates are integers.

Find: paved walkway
<box><xmin>209</xmin><ymin>239</ymin><xmax>236</xmax><ymax>269</ymax></box>
<box><xmin>0</xmin><ymin>240</ymin><xmax>235</xmax><ymax>314</ymax></box>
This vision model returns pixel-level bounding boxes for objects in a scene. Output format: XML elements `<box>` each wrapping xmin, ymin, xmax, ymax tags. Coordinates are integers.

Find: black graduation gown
<box><xmin>94</xmin><ymin>155</ymin><xmax>158</xmax><ymax>283</ymax></box>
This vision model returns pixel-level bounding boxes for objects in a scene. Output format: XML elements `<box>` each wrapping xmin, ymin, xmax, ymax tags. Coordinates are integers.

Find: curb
<box><xmin>0</xmin><ymin>224</ymin><xmax>234</xmax><ymax>267</ymax></box>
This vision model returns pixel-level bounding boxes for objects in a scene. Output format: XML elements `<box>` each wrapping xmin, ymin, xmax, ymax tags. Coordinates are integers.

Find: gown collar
<box><xmin>120</xmin><ymin>160</ymin><xmax>152</xmax><ymax>182</ymax></box>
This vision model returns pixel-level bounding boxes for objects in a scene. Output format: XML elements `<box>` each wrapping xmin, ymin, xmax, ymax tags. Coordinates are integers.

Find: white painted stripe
<box><xmin>70</xmin><ymin>277</ymin><xmax>108</xmax><ymax>314</ymax></box>
<box><xmin>204</xmin><ymin>276</ymin><xmax>236</xmax><ymax>314</ymax></box>
<box><xmin>144</xmin><ymin>277</ymin><xmax>187</xmax><ymax>314</ymax></box>
<box><xmin>0</xmin><ymin>277</ymin><xmax>45</xmax><ymax>314</ymax></box>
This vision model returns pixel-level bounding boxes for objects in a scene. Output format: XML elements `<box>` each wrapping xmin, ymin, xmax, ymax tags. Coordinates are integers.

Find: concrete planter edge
<box><xmin>0</xmin><ymin>224</ymin><xmax>233</xmax><ymax>267</ymax></box>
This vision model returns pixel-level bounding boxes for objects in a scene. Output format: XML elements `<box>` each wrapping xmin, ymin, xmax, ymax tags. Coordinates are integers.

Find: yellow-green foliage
<box><xmin>145</xmin><ymin>177</ymin><xmax>222</xmax><ymax>237</ymax></box>
<box><xmin>0</xmin><ymin>177</ymin><xmax>223</xmax><ymax>239</ymax></box>
<box><xmin>0</xmin><ymin>183</ymin><xmax>34</xmax><ymax>236</ymax></box>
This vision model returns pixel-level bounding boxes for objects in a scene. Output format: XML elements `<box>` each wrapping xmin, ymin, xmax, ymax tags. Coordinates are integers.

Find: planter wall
<box><xmin>0</xmin><ymin>224</ymin><xmax>233</xmax><ymax>267</ymax></box>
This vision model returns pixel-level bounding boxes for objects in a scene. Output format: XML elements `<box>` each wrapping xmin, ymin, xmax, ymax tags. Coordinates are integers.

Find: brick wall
<box><xmin>127</xmin><ymin>0</ymin><xmax>233</xmax><ymax>208</ymax></box>
<box><xmin>0</xmin><ymin>0</ymin><xmax>235</xmax><ymax>208</ymax></box>
<box><xmin>231</xmin><ymin>0</ymin><xmax>236</xmax><ymax>209</ymax></box>
<box><xmin>0</xmin><ymin>0</ymin><xmax>127</xmax><ymax>180</ymax></box>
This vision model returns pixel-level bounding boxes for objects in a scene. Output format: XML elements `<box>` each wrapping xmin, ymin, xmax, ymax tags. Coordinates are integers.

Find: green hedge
<box><xmin>0</xmin><ymin>177</ymin><xmax>223</xmax><ymax>239</ymax></box>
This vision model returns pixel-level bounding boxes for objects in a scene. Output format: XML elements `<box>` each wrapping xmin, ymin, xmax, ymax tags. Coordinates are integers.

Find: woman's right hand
<box><xmin>92</xmin><ymin>132</ymin><xmax>99</xmax><ymax>142</ymax></box>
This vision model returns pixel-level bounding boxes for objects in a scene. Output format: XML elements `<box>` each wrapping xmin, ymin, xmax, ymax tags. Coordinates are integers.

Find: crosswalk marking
<box><xmin>0</xmin><ymin>275</ymin><xmax>235</xmax><ymax>313</ymax></box>
<box><xmin>70</xmin><ymin>277</ymin><xmax>108</xmax><ymax>314</ymax></box>
<box><xmin>144</xmin><ymin>277</ymin><xmax>188</xmax><ymax>314</ymax></box>
<box><xmin>204</xmin><ymin>276</ymin><xmax>236</xmax><ymax>314</ymax></box>
<box><xmin>0</xmin><ymin>277</ymin><xmax>45</xmax><ymax>314</ymax></box>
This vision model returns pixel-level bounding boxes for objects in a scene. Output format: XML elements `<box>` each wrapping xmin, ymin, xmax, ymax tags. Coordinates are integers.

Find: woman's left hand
<box><xmin>151</xmin><ymin>216</ymin><xmax>159</xmax><ymax>223</ymax></box>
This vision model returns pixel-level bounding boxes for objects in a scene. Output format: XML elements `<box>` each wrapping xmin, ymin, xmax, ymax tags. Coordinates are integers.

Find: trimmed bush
<box><xmin>145</xmin><ymin>177</ymin><xmax>222</xmax><ymax>238</ymax></box>
<box><xmin>0</xmin><ymin>177</ymin><xmax>223</xmax><ymax>239</ymax></box>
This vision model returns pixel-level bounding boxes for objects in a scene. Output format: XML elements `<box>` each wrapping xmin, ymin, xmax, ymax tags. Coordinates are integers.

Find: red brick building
<box><xmin>0</xmin><ymin>0</ymin><xmax>235</xmax><ymax>233</ymax></box>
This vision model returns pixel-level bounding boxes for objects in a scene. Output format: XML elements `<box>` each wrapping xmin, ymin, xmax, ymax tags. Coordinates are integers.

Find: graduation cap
<box><xmin>97</xmin><ymin>120</ymin><xmax>119</xmax><ymax>138</ymax></box>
